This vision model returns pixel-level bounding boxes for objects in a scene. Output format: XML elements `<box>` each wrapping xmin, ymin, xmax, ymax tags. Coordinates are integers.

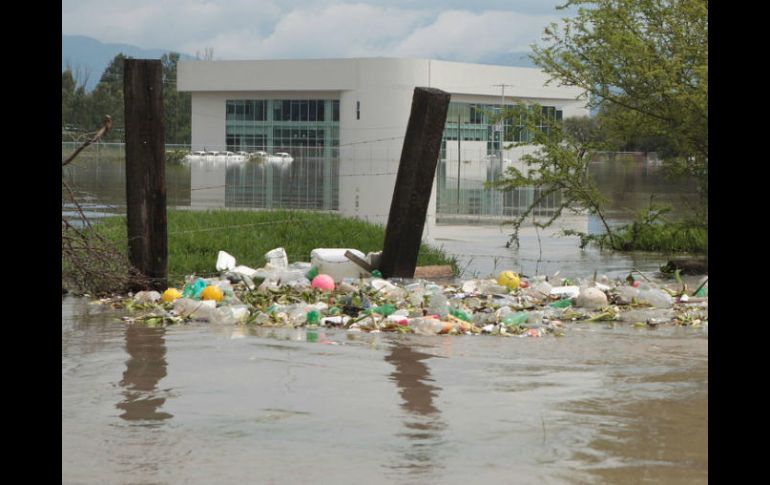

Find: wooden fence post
<box><xmin>124</xmin><ymin>59</ymin><xmax>167</xmax><ymax>291</ymax></box>
<box><xmin>380</xmin><ymin>87</ymin><xmax>450</xmax><ymax>278</ymax></box>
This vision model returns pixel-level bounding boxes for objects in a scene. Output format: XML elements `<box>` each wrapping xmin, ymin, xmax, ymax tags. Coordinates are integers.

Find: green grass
<box><xmin>91</xmin><ymin>209</ymin><xmax>458</xmax><ymax>287</ymax></box>
<box><xmin>566</xmin><ymin>219</ymin><xmax>708</xmax><ymax>254</ymax></box>
<box><xmin>608</xmin><ymin>220</ymin><xmax>708</xmax><ymax>254</ymax></box>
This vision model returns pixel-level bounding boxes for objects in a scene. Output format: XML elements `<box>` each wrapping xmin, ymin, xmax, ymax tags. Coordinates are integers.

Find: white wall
<box><xmin>180</xmin><ymin>58</ymin><xmax>591</xmax><ymax>236</ymax></box>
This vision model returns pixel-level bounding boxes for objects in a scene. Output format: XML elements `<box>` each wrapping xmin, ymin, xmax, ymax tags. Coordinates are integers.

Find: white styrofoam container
<box><xmin>310</xmin><ymin>248</ymin><xmax>368</xmax><ymax>282</ymax></box>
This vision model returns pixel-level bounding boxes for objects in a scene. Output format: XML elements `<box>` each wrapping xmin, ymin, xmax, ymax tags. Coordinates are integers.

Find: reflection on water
<box><xmin>385</xmin><ymin>343</ymin><xmax>446</xmax><ymax>481</ymax></box>
<box><xmin>116</xmin><ymin>325</ymin><xmax>173</xmax><ymax>421</ymax></box>
<box><xmin>436</xmin><ymin>155</ymin><xmax>700</xmax><ymax>223</ymax></box>
<box><xmin>62</xmin><ymin>144</ymin><xmax>338</xmax><ymax>212</ymax></box>
<box><xmin>63</xmin><ymin>300</ymin><xmax>707</xmax><ymax>484</ymax></box>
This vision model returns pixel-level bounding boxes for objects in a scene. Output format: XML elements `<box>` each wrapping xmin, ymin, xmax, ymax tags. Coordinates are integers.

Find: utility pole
<box><xmin>491</xmin><ymin>83</ymin><xmax>514</xmax><ymax>160</ymax></box>
<box><xmin>457</xmin><ymin>107</ymin><xmax>461</xmax><ymax>213</ymax></box>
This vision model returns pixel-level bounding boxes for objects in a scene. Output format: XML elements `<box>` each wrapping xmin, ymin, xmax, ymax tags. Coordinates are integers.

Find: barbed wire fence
<box><xmin>62</xmin><ymin>136</ymin><xmax>652</xmax><ymax>283</ymax></box>
<box><xmin>62</xmin><ymin>116</ymin><xmax>152</xmax><ymax>295</ymax></box>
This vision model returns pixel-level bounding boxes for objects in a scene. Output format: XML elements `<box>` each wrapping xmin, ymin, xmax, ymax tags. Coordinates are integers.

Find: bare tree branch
<box><xmin>62</xmin><ymin>115</ymin><xmax>112</xmax><ymax>167</ymax></box>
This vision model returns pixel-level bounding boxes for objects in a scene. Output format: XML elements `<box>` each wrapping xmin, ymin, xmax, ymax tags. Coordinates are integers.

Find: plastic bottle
<box><xmin>182</xmin><ymin>278</ymin><xmax>207</xmax><ymax>299</ymax></box>
<box><xmin>411</xmin><ymin>317</ymin><xmax>444</xmax><ymax>335</ymax></box>
<box><xmin>637</xmin><ymin>288</ymin><xmax>674</xmax><ymax>308</ymax></box>
<box><xmin>306</xmin><ymin>309</ymin><xmax>320</xmax><ymax>326</ymax></box>
<box><xmin>371</xmin><ymin>303</ymin><xmax>396</xmax><ymax>317</ymax></box>
<box><xmin>217</xmin><ymin>304</ymin><xmax>250</xmax><ymax>324</ymax></box>
<box><xmin>502</xmin><ymin>312</ymin><xmax>528</xmax><ymax>327</ymax></box>
<box><xmin>549</xmin><ymin>298</ymin><xmax>572</xmax><ymax>308</ymax></box>
<box><xmin>449</xmin><ymin>308</ymin><xmax>472</xmax><ymax>322</ymax></box>
<box><xmin>427</xmin><ymin>293</ymin><xmax>449</xmax><ymax>318</ymax></box>
<box><xmin>408</xmin><ymin>286</ymin><xmax>425</xmax><ymax>307</ymax></box>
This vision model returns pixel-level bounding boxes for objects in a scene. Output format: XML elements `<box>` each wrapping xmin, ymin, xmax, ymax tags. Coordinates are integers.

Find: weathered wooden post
<box><xmin>380</xmin><ymin>87</ymin><xmax>450</xmax><ymax>278</ymax></box>
<box><xmin>124</xmin><ymin>59</ymin><xmax>167</xmax><ymax>291</ymax></box>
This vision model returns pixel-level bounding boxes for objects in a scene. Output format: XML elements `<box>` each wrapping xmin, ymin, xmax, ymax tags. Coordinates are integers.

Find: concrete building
<box><xmin>177</xmin><ymin>58</ymin><xmax>588</xmax><ymax>230</ymax></box>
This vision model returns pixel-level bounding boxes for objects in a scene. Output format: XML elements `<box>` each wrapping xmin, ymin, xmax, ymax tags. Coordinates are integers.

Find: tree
<box><xmin>88</xmin><ymin>54</ymin><xmax>128</xmax><ymax>141</ymax></box>
<box><xmin>492</xmin><ymin>105</ymin><xmax>616</xmax><ymax>248</ymax></box>
<box><xmin>161</xmin><ymin>53</ymin><xmax>192</xmax><ymax>144</ymax></box>
<box><xmin>532</xmin><ymin>0</ymin><xmax>708</xmax><ymax>200</ymax></box>
<box><xmin>62</xmin><ymin>70</ymin><xmax>76</xmax><ymax>129</ymax></box>
<box><xmin>62</xmin><ymin>52</ymin><xmax>191</xmax><ymax>145</ymax></box>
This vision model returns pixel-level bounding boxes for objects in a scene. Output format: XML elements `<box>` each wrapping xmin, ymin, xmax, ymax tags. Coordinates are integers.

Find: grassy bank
<box><xmin>566</xmin><ymin>219</ymin><xmax>707</xmax><ymax>254</ymax></box>
<box><xmin>81</xmin><ymin>209</ymin><xmax>457</xmax><ymax>289</ymax></box>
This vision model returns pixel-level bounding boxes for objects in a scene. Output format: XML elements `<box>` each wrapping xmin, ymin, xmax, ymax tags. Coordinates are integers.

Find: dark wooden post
<box><xmin>124</xmin><ymin>59</ymin><xmax>167</xmax><ymax>291</ymax></box>
<box><xmin>380</xmin><ymin>87</ymin><xmax>450</xmax><ymax>278</ymax></box>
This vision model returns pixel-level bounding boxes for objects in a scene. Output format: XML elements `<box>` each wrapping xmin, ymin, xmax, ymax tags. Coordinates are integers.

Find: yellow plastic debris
<box><xmin>162</xmin><ymin>288</ymin><xmax>182</xmax><ymax>302</ymax></box>
<box><xmin>200</xmin><ymin>285</ymin><xmax>223</xmax><ymax>302</ymax></box>
<box><xmin>497</xmin><ymin>271</ymin><xmax>521</xmax><ymax>290</ymax></box>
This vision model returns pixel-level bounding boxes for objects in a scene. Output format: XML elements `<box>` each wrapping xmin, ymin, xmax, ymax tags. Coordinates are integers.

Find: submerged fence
<box><xmin>62</xmin><ymin>142</ymin><xmax>563</xmax><ymax>222</ymax></box>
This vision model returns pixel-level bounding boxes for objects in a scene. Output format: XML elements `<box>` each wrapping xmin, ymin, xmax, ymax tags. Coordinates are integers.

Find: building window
<box><xmin>356</xmin><ymin>101</ymin><xmax>360</xmax><ymax>120</ymax></box>
<box><xmin>227</xmin><ymin>98</ymin><xmax>339</xmax><ymax>155</ymax></box>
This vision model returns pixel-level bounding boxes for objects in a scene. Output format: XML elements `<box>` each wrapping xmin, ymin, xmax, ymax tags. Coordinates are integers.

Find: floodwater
<box><xmin>63</xmin><ymin>297</ymin><xmax>707</xmax><ymax>484</ymax></box>
<box><xmin>427</xmin><ymin>215</ymin><xmax>696</xmax><ymax>280</ymax></box>
<box><xmin>63</xmin><ymin>146</ymin><xmax>706</xmax><ymax>483</ymax></box>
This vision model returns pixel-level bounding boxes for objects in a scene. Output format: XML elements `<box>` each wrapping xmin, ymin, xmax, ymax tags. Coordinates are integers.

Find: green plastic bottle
<box><xmin>372</xmin><ymin>303</ymin><xmax>396</xmax><ymax>317</ymax></box>
<box><xmin>549</xmin><ymin>298</ymin><xmax>572</xmax><ymax>308</ymax></box>
<box><xmin>306</xmin><ymin>309</ymin><xmax>320</xmax><ymax>326</ymax></box>
<box><xmin>449</xmin><ymin>308</ymin><xmax>472</xmax><ymax>322</ymax></box>
<box><xmin>502</xmin><ymin>312</ymin><xmax>528</xmax><ymax>326</ymax></box>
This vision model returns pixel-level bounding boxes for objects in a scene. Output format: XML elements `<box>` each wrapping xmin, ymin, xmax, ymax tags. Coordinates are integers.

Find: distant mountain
<box><xmin>62</xmin><ymin>35</ymin><xmax>193</xmax><ymax>91</ymax></box>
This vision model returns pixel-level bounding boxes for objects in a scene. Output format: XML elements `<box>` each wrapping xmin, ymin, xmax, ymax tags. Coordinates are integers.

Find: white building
<box><xmin>177</xmin><ymin>58</ymin><xmax>588</xmax><ymax>230</ymax></box>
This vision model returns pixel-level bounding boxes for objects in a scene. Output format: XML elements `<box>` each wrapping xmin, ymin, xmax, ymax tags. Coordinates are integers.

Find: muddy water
<box><xmin>62</xmin><ymin>297</ymin><xmax>707</xmax><ymax>484</ymax></box>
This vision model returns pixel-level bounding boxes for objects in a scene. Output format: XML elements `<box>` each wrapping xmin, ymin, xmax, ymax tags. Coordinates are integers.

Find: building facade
<box><xmin>177</xmin><ymin>58</ymin><xmax>589</xmax><ymax>229</ymax></box>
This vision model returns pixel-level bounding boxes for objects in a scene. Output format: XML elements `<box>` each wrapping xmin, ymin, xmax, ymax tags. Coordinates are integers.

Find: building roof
<box><xmin>178</xmin><ymin>57</ymin><xmax>583</xmax><ymax>101</ymax></box>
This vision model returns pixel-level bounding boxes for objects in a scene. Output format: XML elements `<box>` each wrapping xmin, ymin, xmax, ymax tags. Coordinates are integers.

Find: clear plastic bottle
<box><xmin>426</xmin><ymin>293</ymin><xmax>449</xmax><ymax>318</ymax></box>
<box><xmin>411</xmin><ymin>317</ymin><xmax>444</xmax><ymax>335</ymax></box>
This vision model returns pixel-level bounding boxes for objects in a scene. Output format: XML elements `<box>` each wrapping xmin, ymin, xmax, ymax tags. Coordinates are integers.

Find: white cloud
<box><xmin>391</xmin><ymin>10</ymin><xmax>559</xmax><ymax>60</ymax></box>
<box><xmin>62</xmin><ymin>1</ymin><xmax>565</xmax><ymax>62</ymax></box>
<box><xmin>196</xmin><ymin>3</ymin><xmax>432</xmax><ymax>59</ymax></box>
<box><xmin>62</xmin><ymin>0</ymin><xmax>282</xmax><ymax>50</ymax></box>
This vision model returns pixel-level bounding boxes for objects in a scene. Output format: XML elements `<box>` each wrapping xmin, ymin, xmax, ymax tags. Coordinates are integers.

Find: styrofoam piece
<box><xmin>216</xmin><ymin>250</ymin><xmax>236</xmax><ymax>271</ymax></box>
<box><xmin>232</xmin><ymin>265</ymin><xmax>258</xmax><ymax>278</ymax></box>
<box><xmin>310</xmin><ymin>248</ymin><xmax>368</xmax><ymax>282</ymax></box>
<box><xmin>549</xmin><ymin>285</ymin><xmax>581</xmax><ymax>299</ymax></box>
<box><xmin>265</xmin><ymin>247</ymin><xmax>288</xmax><ymax>269</ymax></box>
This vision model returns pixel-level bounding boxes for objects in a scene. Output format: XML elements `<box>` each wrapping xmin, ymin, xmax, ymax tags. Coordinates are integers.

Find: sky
<box><xmin>62</xmin><ymin>0</ymin><xmax>575</xmax><ymax>62</ymax></box>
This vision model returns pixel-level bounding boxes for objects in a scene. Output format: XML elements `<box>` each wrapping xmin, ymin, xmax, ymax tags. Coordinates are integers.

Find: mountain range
<box><xmin>62</xmin><ymin>35</ymin><xmax>193</xmax><ymax>91</ymax></box>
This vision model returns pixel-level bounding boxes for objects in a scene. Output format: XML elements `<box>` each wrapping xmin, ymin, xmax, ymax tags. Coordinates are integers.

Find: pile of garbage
<box><xmin>115</xmin><ymin>248</ymin><xmax>708</xmax><ymax>337</ymax></box>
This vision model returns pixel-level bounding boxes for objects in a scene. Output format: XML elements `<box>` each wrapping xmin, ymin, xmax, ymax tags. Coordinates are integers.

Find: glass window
<box><xmin>283</xmin><ymin>101</ymin><xmax>291</xmax><ymax>121</ymax></box>
<box><xmin>300</xmin><ymin>100</ymin><xmax>308</xmax><ymax>121</ymax></box>
<box><xmin>318</xmin><ymin>101</ymin><xmax>325</xmax><ymax>122</ymax></box>
<box><xmin>332</xmin><ymin>100</ymin><xmax>339</xmax><ymax>122</ymax></box>
<box><xmin>244</xmin><ymin>101</ymin><xmax>253</xmax><ymax>121</ymax></box>
<box><xmin>309</xmin><ymin>101</ymin><xmax>317</xmax><ymax>122</ymax></box>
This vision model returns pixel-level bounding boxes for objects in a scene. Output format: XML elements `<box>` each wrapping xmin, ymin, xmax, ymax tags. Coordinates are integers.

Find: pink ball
<box><xmin>311</xmin><ymin>274</ymin><xmax>335</xmax><ymax>291</ymax></box>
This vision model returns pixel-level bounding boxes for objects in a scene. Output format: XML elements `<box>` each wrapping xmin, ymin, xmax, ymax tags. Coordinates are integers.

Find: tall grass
<box><xmin>92</xmin><ymin>209</ymin><xmax>458</xmax><ymax>287</ymax></box>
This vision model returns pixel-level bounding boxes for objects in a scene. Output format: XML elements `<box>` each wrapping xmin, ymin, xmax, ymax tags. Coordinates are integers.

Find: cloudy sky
<box><xmin>62</xmin><ymin>0</ymin><xmax>575</xmax><ymax>62</ymax></box>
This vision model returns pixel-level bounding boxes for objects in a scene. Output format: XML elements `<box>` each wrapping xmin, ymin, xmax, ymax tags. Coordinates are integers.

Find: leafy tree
<box><xmin>61</xmin><ymin>52</ymin><xmax>191</xmax><ymax>145</ymax></box>
<box><xmin>492</xmin><ymin>104</ymin><xmax>616</xmax><ymax>248</ymax></box>
<box><xmin>161</xmin><ymin>53</ymin><xmax>192</xmax><ymax>144</ymax></box>
<box><xmin>62</xmin><ymin>71</ymin><xmax>76</xmax><ymax>129</ymax></box>
<box><xmin>532</xmin><ymin>0</ymin><xmax>708</xmax><ymax>199</ymax></box>
<box><xmin>88</xmin><ymin>54</ymin><xmax>127</xmax><ymax>141</ymax></box>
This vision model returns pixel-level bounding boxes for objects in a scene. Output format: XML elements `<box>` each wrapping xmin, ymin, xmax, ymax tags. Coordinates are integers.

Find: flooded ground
<box><xmin>428</xmin><ymin>217</ymin><xmax>676</xmax><ymax>280</ymax></box>
<box><xmin>63</xmin><ymin>147</ymin><xmax>706</xmax><ymax>483</ymax></box>
<box><xmin>63</xmin><ymin>297</ymin><xmax>707</xmax><ymax>484</ymax></box>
